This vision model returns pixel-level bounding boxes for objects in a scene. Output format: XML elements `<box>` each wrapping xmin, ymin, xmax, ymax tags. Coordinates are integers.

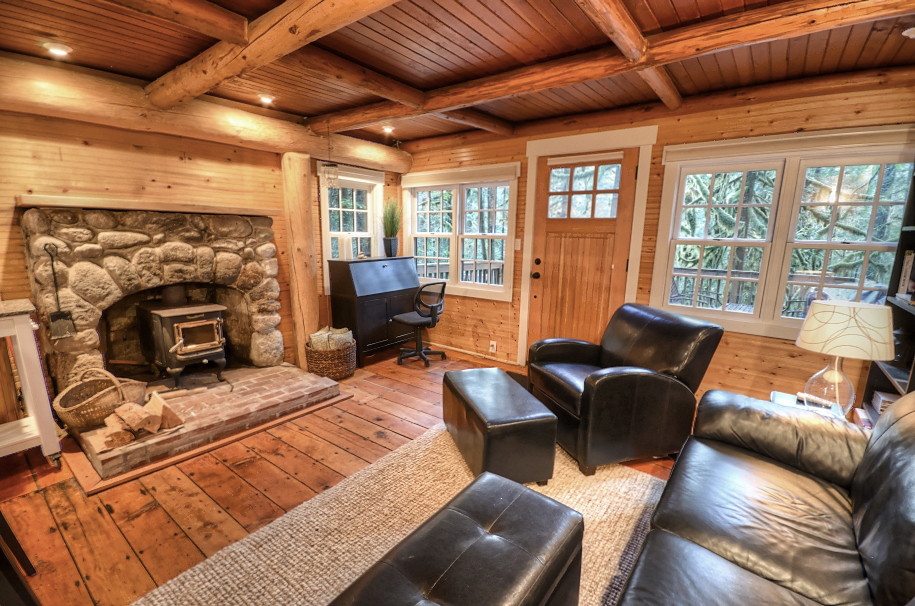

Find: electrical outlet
<box><xmin>489</xmin><ymin>341</ymin><xmax>497</xmax><ymax>353</ymax></box>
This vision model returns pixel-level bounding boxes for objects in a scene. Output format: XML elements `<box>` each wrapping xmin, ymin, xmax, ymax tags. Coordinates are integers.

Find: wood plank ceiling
<box><xmin>0</xmin><ymin>0</ymin><xmax>913</xmax><ymax>145</ymax></box>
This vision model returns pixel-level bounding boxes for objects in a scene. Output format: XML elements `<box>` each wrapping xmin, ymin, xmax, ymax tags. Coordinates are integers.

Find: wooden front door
<box><xmin>527</xmin><ymin>148</ymin><xmax>639</xmax><ymax>349</ymax></box>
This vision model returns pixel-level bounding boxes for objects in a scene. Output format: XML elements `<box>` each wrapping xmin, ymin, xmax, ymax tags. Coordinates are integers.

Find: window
<box><xmin>548</xmin><ymin>162</ymin><xmax>620</xmax><ymax>219</ymax></box>
<box><xmin>403</xmin><ymin>163</ymin><xmax>520</xmax><ymax>301</ymax></box>
<box><xmin>652</xmin><ymin>128</ymin><xmax>914</xmax><ymax>339</ymax></box>
<box><xmin>319</xmin><ymin>164</ymin><xmax>385</xmax><ymax>291</ymax></box>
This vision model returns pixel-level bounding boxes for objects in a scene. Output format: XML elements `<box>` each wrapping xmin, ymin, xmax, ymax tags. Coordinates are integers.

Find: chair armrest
<box><xmin>694</xmin><ymin>390</ymin><xmax>871</xmax><ymax>490</ymax></box>
<box><xmin>578</xmin><ymin>367</ymin><xmax>697</xmax><ymax>463</ymax></box>
<box><xmin>529</xmin><ymin>339</ymin><xmax>601</xmax><ymax>366</ymax></box>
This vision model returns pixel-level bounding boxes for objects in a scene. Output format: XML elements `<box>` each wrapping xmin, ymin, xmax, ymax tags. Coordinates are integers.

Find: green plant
<box><xmin>382</xmin><ymin>197</ymin><xmax>402</xmax><ymax>238</ymax></box>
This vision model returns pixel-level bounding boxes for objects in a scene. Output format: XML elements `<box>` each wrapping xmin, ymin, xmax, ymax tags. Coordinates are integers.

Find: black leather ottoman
<box><xmin>443</xmin><ymin>367</ymin><xmax>557</xmax><ymax>485</ymax></box>
<box><xmin>329</xmin><ymin>472</ymin><xmax>584</xmax><ymax>606</ymax></box>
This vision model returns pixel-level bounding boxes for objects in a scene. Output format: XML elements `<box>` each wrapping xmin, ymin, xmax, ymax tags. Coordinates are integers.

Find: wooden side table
<box><xmin>0</xmin><ymin>299</ymin><xmax>61</xmax><ymax>465</ymax></box>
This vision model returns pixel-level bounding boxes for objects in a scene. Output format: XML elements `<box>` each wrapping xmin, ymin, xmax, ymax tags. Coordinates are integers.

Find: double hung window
<box><xmin>652</xmin><ymin>129</ymin><xmax>914</xmax><ymax>338</ymax></box>
<box><xmin>403</xmin><ymin>163</ymin><xmax>519</xmax><ymax>301</ymax></box>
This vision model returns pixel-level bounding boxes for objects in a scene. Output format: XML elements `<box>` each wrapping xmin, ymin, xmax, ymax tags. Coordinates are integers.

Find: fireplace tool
<box><xmin>43</xmin><ymin>242</ymin><xmax>77</xmax><ymax>339</ymax></box>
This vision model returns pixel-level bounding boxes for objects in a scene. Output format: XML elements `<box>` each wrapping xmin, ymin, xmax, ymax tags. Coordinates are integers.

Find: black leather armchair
<box><xmin>528</xmin><ymin>303</ymin><xmax>723</xmax><ymax>474</ymax></box>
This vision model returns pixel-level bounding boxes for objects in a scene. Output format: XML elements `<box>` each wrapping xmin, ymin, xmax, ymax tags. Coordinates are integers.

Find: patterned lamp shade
<box><xmin>795</xmin><ymin>300</ymin><xmax>895</xmax><ymax>361</ymax></box>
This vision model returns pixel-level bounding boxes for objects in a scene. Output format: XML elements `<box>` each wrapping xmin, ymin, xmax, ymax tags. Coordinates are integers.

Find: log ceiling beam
<box><xmin>574</xmin><ymin>0</ymin><xmax>682</xmax><ymax>109</ymax></box>
<box><xmin>302</xmin><ymin>0</ymin><xmax>914</xmax><ymax>134</ymax></box>
<box><xmin>398</xmin><ymin>66</ymin><xmax>915</xmax><ymax>155</ymax></box>
<box><xmin>98</xmin><ymin>0</ymin><xmax>248</xmax><ymax>44</ymax></box>
<box><xmin>144</xmin><ymin>0</ymin><xmax>402</xmax><ymax>109</ymax></box>
<box><xmin>433</xmin><ymin>109</ymin><xmax>514</xmax><ymax>135</ymax></box>
<box><xmin>0</xmin><ymin>56</ymin><xmax>412</xmax><ymax>173</ymax></box>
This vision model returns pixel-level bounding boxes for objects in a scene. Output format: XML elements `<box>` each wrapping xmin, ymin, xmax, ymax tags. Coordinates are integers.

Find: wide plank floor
<box><xmin>0</xmin><ymin>350</ymin><xmax>671</xmax><ymax>606</ymax></box>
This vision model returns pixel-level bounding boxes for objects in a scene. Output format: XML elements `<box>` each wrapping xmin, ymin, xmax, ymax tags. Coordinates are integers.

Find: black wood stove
<box><xmin>137</xmin><ymin>301</ymin><xmax>227</xmax><ymax>388</ymax></box>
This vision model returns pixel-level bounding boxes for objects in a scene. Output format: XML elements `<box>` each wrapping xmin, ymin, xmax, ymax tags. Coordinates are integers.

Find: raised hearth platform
<box><xmin>74</xmin><ymin>365</ymin><xmax>338</xmax><ymax>479</ymax></box>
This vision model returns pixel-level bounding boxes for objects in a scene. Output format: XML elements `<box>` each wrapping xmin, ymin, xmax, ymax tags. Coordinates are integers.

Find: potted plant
<box><xmin>382</xmin><ymin>197</ymin><xmax>402</xmax><ymax>257</ymax></box>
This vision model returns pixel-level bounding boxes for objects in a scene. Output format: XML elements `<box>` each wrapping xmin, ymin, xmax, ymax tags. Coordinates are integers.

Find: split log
<box><xmin>102</xmin><ymin>415</ymin><xmax>135</xmax><ymax>448</ymax></box>
<box><xmin>115</xmin><ymin>402</ymin><xmax>162</xmax><ymax>434</ymax></box>
<box><xmin>144</xmin><ymin>393</ymin><xmax>184</xmax><ymax>429</ymax></box>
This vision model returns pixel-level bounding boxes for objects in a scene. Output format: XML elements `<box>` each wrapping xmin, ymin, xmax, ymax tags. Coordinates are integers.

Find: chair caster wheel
<box><xmin>396</xmin><ymin>359</ymin><xmax>404</xmax><ymax>365</ymax></box>
<box><xmin>441</xmin><ymin>353</ymin><xmax>446</xmax><ymax>359</ymax></box>
<box><xmin>424</xmin><ymin>360</ymin><xmax>430</xmax><ymax>367</ymax></box>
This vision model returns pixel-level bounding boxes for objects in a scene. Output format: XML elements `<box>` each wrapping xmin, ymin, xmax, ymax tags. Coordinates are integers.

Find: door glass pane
<box><xmin>550</xmin><ymin>168</ymin><xmax>570</xmax><ymax>192</ymax></box>
<box><xmin>549</xmin><ymin>195</ymin><xmax>568</xmax><ymax>218</ymax></box>
<box><xmin>597</xmin><ymin>164</ymin><xmax>620</xmax><ymax>189</ymax></box>
<box><xmin>572</xmin><ymin>165</ymin><xmax>594</xmax><ymax>191</ymax></box>
<box><xmin>570</xmin><ymin>194</ymin><xmax>592</xmax><ymax>218</ymax></box>
<box><xmin>595</xmin><ymin>193</ymin><xmax>617</xmax><ymax>218</ymax></box>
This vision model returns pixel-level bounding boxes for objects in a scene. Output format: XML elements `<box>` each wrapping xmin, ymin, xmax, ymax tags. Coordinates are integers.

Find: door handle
<box><xmin>531</xmin><ymin>272</ymin><xmax>541</xmax><ymax>279</ymax></box>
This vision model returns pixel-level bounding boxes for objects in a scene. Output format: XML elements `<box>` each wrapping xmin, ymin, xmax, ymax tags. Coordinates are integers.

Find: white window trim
<box><xmin>402</xmin><ymin>162</ymin><xmax>520</xmax><ymax>303</ymax></box>
<box><xmin>651</xmin><ymin>125</ymin><xmax>915</xmax><ymax>340</ymax></box>
<box><xmin>319</xmin><ymin>163</ymin><xmax>385</xmax><ymax>292</ymax></box>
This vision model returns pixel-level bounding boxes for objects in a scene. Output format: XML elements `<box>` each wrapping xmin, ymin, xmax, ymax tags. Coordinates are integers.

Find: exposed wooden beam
<box><xmin>304</xmin><ymin>0</ymin><xmax>913</xmax><ymax>133</ymax></box>
<box><xmin>145</xmin><ymin>0</ymin><xmax>401</xmax><ymax>109</ymax></box>
<box><xmin>98</xmin><ymin>0</ymin><xmax>248</xmax><ymax>44</ymax></box>
<box><xmin>575</xmin><ymin>0</ymin><xmax>682</xmax><ymax>109</ymax></box>
<box><xmin>0</xmin><ymin>56</ymin><xmax>412</xmax><ymax>173</ymax></box>
<box><xmin>291</xmin><ymin>46</ymin><xmax>424</xmax><ymax>109</ymax></box>
<box><xmin>434</xmin><ymin>109</ymin><xmax>514</xmax><ymax>135</ymax></box>
<box><xmin>638</xmin><ymin>66</ymin><xmax>682</xmax><ymax>110</ymax></box>
<box><xmin>399</xmin><ymin>66</ymin><xmax>915</xmax><ymax>155</ymax></box>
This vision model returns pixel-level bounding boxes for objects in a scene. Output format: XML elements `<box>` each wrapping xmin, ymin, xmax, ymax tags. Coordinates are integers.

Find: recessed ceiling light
<box><xmin>903</xmin><ymin>27</ymin><xmax>915</xmax><ymax>40</ymax></box>
<box><xmin>382</xmin><ymin>126</ymin><xmax>395</xmax><ymax>134</ymax></box>
<box><xmin>42</xmin><ymin>42</ymin><xmax>72</xmax><ymax>57</ymax></box>
<box><xmin>259</xmin><ymin>94</ymin><xmax>275</xmax><ymax>104</ymax></box>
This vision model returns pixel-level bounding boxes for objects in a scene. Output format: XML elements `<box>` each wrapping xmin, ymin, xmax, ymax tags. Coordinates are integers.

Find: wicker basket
<box><xmin>52</xmin><ymin>369</ymin><xmax>147</xmax><ymax>432</ymax></box>
<box><xmin>305</xmin><ymin>341</ymin><xmax>357</xmax><ymax>380</ymax></box>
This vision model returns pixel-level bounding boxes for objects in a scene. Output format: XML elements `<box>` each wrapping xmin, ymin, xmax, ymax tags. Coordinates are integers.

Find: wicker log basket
<box><xmin>305</xmin><ymin>341</ymin><xmax>357</xmax><ymax>381</ymax></box>
<box><xmin>52</xmin><ymin>368</ymin><xmax>147</xmax><ymax>432</ymax></box>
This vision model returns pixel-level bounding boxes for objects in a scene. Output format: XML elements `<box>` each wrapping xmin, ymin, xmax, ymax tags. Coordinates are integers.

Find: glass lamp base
<box><xmin>802</xmin><ymin>356</ymin><xmax>854</xmax><ymax>414</ymax></box>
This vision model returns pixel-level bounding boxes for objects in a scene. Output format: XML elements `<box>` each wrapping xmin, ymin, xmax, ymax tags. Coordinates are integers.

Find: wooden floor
<box><xmin>0</xmin><ymin>349</ymin><xmax>672</xmax><ymax>606</ymax></box>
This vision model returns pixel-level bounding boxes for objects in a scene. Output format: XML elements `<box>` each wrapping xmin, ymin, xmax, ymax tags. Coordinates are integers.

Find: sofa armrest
<box><xmin>529</xmin><ymin>338</ymin><xmax>601</xmax><ymax>366</ymax></box>
<box><xmin>578</xmin><ymin>367</ymin><xmax>697</xmax><ymax>463</ymax></box>
<box><xmin>694</xmin><ymin>390</ymin><xmax>871</xmax><ymax>489</ymax></box>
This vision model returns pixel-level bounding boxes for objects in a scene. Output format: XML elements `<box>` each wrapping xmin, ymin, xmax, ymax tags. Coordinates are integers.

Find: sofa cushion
<box><xmin>652</xmin><ymin>438</ymin><xmax>871</xmax><ymax>606</ymax></box>
<box><xmin>528</xmin><ymin>362</ymin><xmax>598</xmax><ymax>416</ymax></box>
<box><xmin>851</xmin><ymin>392</ymin><xmax>915</xmax><ymax>606</ymax></box>
<box><xmin>618</xmin><ymin>529</ymin><xmax>821</xmax><ymax>606</ymax></box>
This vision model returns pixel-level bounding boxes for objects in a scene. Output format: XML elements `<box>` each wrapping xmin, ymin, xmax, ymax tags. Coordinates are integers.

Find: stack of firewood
<box><xmin>98</xmin><ymin>392</ymin><xmax>184</xmax><ymax>449</ymax></box>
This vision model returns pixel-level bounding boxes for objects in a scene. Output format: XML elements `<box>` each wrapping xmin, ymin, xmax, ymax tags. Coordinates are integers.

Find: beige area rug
<box><xmin>133</xmin><ymin>425</ymin><xmax>664</xmax><ymax>606</ymax></box>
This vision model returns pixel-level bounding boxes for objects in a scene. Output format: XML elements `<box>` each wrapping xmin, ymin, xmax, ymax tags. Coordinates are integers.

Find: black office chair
<box><xmin>393</xmin><ymin>282</ymin><xmax>447</xmax><ymax>367</ymax></box>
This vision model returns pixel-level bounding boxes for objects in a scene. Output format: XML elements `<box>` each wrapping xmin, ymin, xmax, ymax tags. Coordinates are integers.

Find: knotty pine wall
<box><xmin>409</xmin><ymin>83</ymin><xmax>915</xmax><ymax>400</ymax></box>
<box><xmin>0</xmin><ymin>112</ymin><xmax>298</xmax><ymax>366</ymax></box>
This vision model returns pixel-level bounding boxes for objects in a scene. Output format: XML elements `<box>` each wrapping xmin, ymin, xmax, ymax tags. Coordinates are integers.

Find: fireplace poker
<box><xmin>43</xmin><ymin>242</ymin><xmax>77</xmax><ymax>339</ymax></box>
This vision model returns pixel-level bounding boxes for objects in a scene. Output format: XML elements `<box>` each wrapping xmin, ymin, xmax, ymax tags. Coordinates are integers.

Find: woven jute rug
<box><xmin>133</xmin><ymin>424</ymin><xmax>664</xmax><ymax>606</ymax></box>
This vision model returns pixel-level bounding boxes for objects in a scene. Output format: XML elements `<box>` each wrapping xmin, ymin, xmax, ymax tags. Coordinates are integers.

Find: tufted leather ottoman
<box><xmin>329</xmin><ymin>472</ymin><xmax>584</xmax><ymax>606</ymax></box>
<box><xmin>443</xmin><ymin>367</ymin><xmax>557</xmax><ymax>485</ymax></box>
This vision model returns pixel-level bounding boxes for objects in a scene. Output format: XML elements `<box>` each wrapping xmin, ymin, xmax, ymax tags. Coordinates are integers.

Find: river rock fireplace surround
<box><xmin>21</xmin><ymin>206</ymin><xmax>286</xmax><ymax>391</ymax></box>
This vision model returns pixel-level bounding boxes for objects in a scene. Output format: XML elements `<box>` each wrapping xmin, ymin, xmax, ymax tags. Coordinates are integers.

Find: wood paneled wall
<box><xmin>0</xmin><ymin>112</ymin><xmax>298</xmax><ymax>365</ymax></box>
<box><xmin>409</xmin><ymin>82</ymin><xmax>915</xmax><ymax>396</ymax></box>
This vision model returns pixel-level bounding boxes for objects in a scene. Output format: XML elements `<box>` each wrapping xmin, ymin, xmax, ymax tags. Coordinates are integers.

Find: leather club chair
<box><xmin>528</xmin><ymin>303</ymin><xmax>723</xmax><ymax>475</ymax></box>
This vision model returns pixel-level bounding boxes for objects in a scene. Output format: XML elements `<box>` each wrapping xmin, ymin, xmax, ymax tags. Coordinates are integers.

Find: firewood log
<box><xmin>115</xmin><ymin>402</ymin><xmax>161</xmax><ymax>434</ymax></box>
<box><xmin>102</xmin><ymin>414</ymin><xmax>135</xmax><ymax>448</ymax></box>
<box><xmin>144</xmin><ymin>393</ymin><xmax>184</xmax><ymax>429</ymax></box>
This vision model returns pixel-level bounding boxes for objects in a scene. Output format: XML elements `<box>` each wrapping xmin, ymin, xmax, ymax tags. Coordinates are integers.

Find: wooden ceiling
<box><xmin>1</xmin><ymin>0</ymin><xmax>914</xmax><ymax>146</ymax></box>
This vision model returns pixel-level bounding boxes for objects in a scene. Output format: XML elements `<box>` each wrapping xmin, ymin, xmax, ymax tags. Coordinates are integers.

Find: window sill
<box><xmin>420</xmin><ymin>279</ymin><xmax>513</xmax><ymax>302</ymax></box>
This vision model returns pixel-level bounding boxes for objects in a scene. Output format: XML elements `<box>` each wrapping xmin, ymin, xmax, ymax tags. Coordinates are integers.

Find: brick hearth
<box><xmin>75</xmin><ymin>365</ymin><xmax>338</xmax><ymax>478</ymax></box>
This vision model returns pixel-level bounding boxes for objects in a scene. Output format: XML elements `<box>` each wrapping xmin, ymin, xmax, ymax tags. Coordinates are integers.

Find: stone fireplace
<box><xmin>20</xmin><ymin>207</ymin><xmax>286</xmax><ymax>392</ymax></box>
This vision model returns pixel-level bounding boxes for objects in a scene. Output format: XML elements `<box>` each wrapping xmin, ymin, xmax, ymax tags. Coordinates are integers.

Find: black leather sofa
<box><xmin>529</xmin><ymin>303</ymin><xmax>722</xmax><ymax>474</ymax></box>
<box><xmin>618</xmin><ymin>389</ymin><xmax>915</xmax><ymax>606</ymax></box>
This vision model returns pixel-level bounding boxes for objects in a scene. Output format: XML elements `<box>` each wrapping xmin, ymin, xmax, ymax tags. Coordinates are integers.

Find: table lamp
<box><xmin>795</xmin><ymin>300</ymin><xmax>894</xmax><ymax>414</ymax></box>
